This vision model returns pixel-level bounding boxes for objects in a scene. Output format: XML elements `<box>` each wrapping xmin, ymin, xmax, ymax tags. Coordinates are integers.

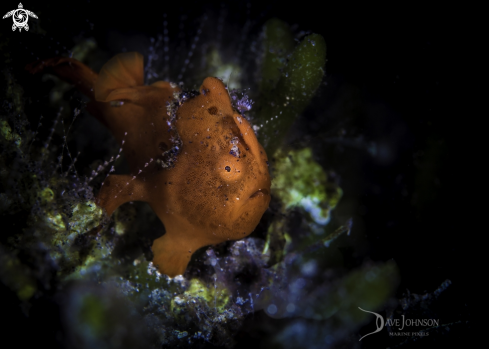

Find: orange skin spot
<box><xmin>27</xmin><ymin>52</ymin><xmax>271</xmax><ymax>277</ymax></box>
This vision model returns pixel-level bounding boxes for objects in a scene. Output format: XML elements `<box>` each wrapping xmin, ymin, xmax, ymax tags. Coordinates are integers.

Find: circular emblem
<box><xmin>13</xmin><ymin>9</ymin><xmax>28</xmax><ymax>28</ymax></box>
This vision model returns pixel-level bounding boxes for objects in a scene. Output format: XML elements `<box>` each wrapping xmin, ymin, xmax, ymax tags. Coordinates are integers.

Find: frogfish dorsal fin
<box><xmin>94</xmin><ymin>52</ymin><xmax>144</xmax><ymax>102</ymax></box>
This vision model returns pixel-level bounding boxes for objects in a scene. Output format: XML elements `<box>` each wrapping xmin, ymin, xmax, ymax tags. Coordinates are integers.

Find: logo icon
<box><xmin>3</xmin><ymin>3</ymin><xmax>38</xmax><ymax>32</ymax></box>
<box><xmin>358</xmin><ymin>307</ymin><xmax>385</xmax><ymax>341</ymax></box>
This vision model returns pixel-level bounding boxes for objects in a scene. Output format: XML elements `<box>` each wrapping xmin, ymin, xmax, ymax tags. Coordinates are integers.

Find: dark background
<box><xmin>1</xmin><ymin>0</ymin><xmax>471</xmax><ymax>347</ymax></box>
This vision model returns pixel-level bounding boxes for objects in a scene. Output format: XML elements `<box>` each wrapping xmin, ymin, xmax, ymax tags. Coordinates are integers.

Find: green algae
<box><xmin>1</xmin><ymin>120</ymin><xmax>22</xmax><ymax>147</ymax></box>
<box><xmin>259</xmin><ymin>18</ymin><xmax>295</xmax><ymax>95</ymax></box>
<box><xmin>204</xmin><ymin>47</ymin><xmax>242</xmax><ymax>89</ymax></box>
<box><xmin>78</xmin><ymin>294</ymin><xmax>109</xmax><ymax>337</ymax></box>
<box><xmin>260</xmin><ymin>260</ymin><xmax>399</xmax><ymax>323</ymax></box>
<box><xmin>304</xmin><ymin>261</ymin><xmax>399</xmax><ymax>323</ymax></box>
<box><xmin>254</xmin><ymin>29</ymin><xmax>327</xmax><ymax>156</ymax></box>
<box><xmin>0</xmin><ymin>245</ymin><xmax>37</xmax><ymax>301</ymax></box>
<box><xmin>4</xmin><ymin>71</ymin><xmax>25</xmax><ymax>114</ymax></box>
<box><xmin>186</xmin><ymin>278</ymin><xmax>230</xmax><ymax>312</ymax></box>
<box><xmin>170</xmin><ymin>278</ymin><xmax>231</xmax><ymax>325</ymax></box>
<box><xmin>264</xmin><ymin>218</ymin><xmax>287</xmax><ymax>266</ymax></box>
<box><xmin>264</xmin><ymin>147</ymin><xmax>342</xmax><ymax>266</ymax></box>
<box><xmin>70</xmin><ymin>201</ymin><xmax>103</xmax><ymax>234</ymax></box>
<box><xmin>272</xmin><ymin>147</ymin><xmax>342</xmax><ymax>222</ymax></box>
<box><xmin>71</xmin><ymin>38</ymin><xmax>97</xmax><ymax>62</ymax></box>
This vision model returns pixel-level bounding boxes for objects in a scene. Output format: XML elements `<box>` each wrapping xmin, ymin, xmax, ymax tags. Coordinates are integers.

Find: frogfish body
<box><xmin>27</xmin><ymin>52</ymin><xmax>271</xmax><ymax>277</ymax></box>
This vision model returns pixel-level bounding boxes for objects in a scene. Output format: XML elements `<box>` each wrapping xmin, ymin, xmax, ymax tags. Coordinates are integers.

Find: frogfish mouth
<box><xmin>27</xmin><ymin>52</ymin><xmax>271</xmax><ymax>277</ymax></box>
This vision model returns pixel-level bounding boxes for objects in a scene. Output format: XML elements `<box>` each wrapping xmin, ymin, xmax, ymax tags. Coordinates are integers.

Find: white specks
<box><xmin>289</xmin><ymin>278</ymin><xmax>306</xmax><ymax>292</ymax></box>
<box><xmin>365</xmin><ymin>267</ymin><xmax>379</xmax><ymax>282</ymax></box>
<box><xmin>267</xmin><ymin>304</ymin><xmax>277</xmax><ymax>315</ymax></box>
<box><xmin>173</xmin><ymin>275</ymin><xmax>185</xmax><ymax>283</ymax></box>
<box><xmin>236</xmin><ymin>297</ymin><xmax>247</xmax><ymax>305</ymax></box>
<box><xmin>177</xmin><ymin>331</ymin><xmax>188</xmax><ymax>339</ymax></box>
<box><xmin>301</xmin><ymin>260</ymin><xmax>318</xmax><ymax>277</ymax></box>
<box><xmin>300</xmin><ymin>196</ymin><xmax>330</xmax><ymax>225</ymax></box>
<box><xmin>236</xmin><ymin>197</ymin><xmax>239</xmax><ymax>200</ymax></box>
<box><xmin>230</xmin><ymin>137</ymin><xmax>240</xmax><ymax>157</ymax></box>
<box><xmin>174</xmin><ymin>296</ymin><xmax>185</xmax><ymax>306</ymax></box>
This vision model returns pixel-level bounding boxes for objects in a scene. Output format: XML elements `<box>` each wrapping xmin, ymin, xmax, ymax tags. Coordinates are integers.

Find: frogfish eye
<box><xmin>219</xmin><ymin>160</ymin><xmax>243</xmax><ymax>181</ymax></box>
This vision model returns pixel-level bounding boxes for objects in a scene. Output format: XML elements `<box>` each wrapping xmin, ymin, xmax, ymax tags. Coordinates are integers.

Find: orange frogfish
<box><xmin>27</xmin><ymin>52</ymin><xmax>271</xmax><ymax>277</ymax></box>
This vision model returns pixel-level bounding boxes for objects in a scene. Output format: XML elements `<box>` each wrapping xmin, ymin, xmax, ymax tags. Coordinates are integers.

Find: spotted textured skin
<box><xmin>151</xmin><ymin>77</ymin><xmax>271</xmax><ymax>276</ymax></box>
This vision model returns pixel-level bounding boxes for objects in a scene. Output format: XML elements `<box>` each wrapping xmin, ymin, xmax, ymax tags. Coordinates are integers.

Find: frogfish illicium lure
<box><xmin>27</xmin><ymin>52</ymin><xmax>271</xmax><ymax>277</ymax></box>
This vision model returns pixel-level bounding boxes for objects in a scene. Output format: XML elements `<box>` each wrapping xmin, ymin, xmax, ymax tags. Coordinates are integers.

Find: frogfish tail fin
<box><xmin>94</xmin><ymin>52</ymin><xmax>144</xmax><ymax>102</ymax></box>
<box><xmin>25</xmin><ymin>57</ymin><xmax>98</xmax><ymax>100</ymax></box>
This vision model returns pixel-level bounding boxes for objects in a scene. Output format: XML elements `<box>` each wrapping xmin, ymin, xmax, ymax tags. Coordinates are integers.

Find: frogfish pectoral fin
<box><xmin>94</xmin><ymin>52</ymin><xmax>144</xmax><ymax>102</ymax></box>
<box><xmin>96</xmin><ymin>174</ymin><xmax>149</xmax><ymax>217</ymax></box>
<box><xmin>151</xmin><ymin>232</ymin><xmax>207</xmax><ymax>277</ymax></box>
